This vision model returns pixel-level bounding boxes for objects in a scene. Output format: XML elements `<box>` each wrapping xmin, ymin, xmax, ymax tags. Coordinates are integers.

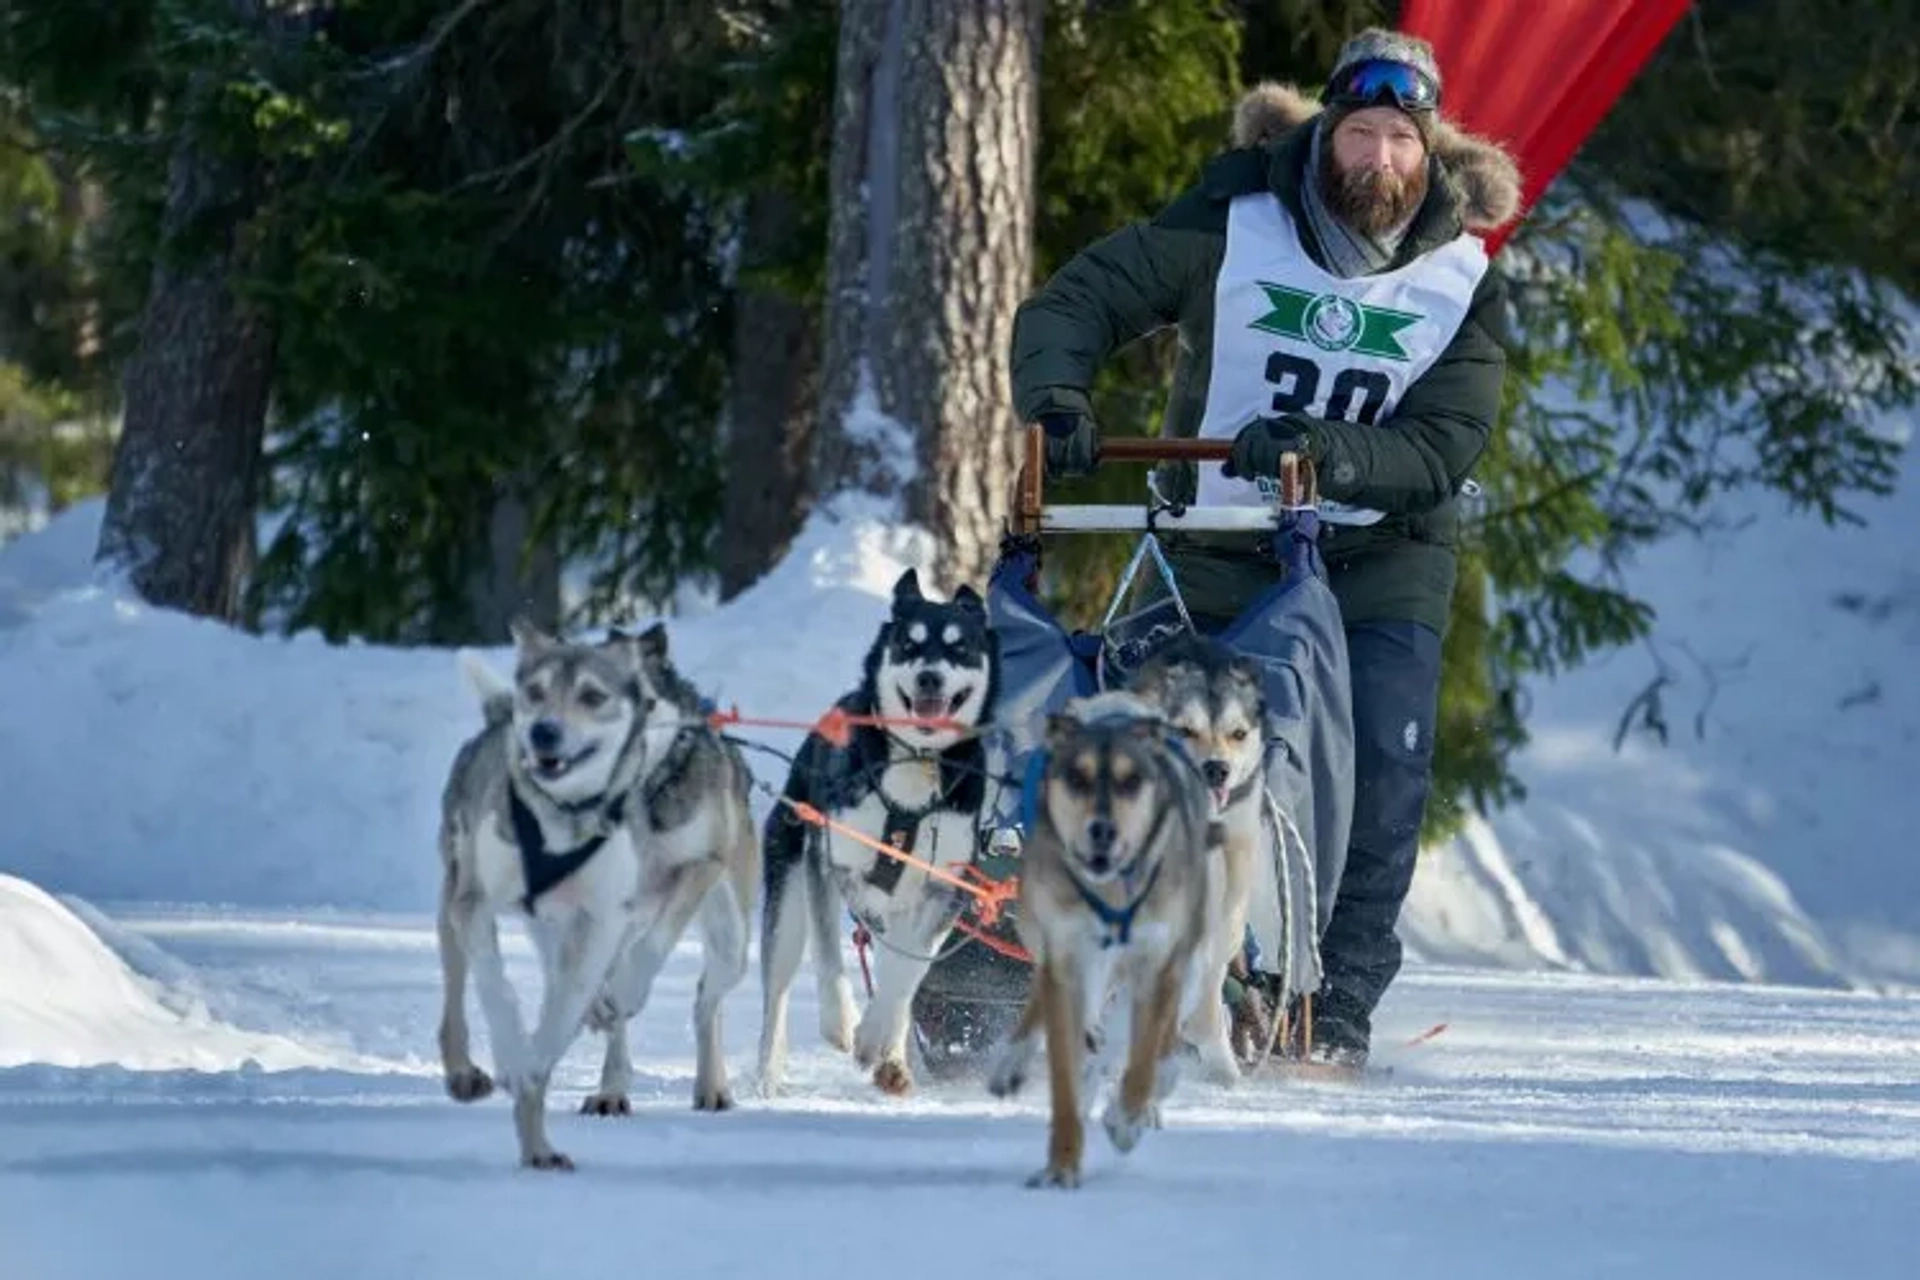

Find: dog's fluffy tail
<box><xmin>458</xmin><ymin>650</ymin><xmax>514</xmax><ymax>727</ymax></box>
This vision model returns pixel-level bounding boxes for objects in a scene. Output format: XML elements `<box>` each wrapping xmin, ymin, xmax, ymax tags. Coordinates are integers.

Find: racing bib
<box><xmin>1193</xmin><ymin>192</ymin><xmax>1488</xmax><ymax>524</ymax></box>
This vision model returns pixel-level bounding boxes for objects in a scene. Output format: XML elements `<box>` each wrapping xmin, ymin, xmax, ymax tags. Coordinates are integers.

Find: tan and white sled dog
<box><xmin>1124</xmin><ymin>632</ymin><xmax>1269</xmax><ymax>1083</ymax></box>
<box><xmin>434</xmin><ymin>620</ymin><xmax>757</xmax><ymax>1170</ymax></box>
<box><xmin>985</xmin><ymin>690</ymin><xmax>1222</xmax><ymax>1189</ymax></box>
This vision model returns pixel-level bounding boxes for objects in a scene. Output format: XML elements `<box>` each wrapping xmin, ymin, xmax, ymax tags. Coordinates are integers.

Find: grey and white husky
<box><xmin>1125</xmin><ymin>632</ymin><xmax>1270</xmax><ymax>1083</ymax></box>
<box><xmin>435</xmin><ymin>619</ymin><xmax>757</xmax><ymax>1170</ymax></box>
<box><xmin>756</xmin><ymin>567</ymin><xmax>1003</xmax><ymax>1097</ymax></box>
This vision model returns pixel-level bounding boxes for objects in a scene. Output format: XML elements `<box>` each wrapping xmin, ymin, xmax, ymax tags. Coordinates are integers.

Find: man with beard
<box><xmin>1008</xmin><ymin>29</ymin><xmax>1521</xmax><ymax>1068</ymax></box>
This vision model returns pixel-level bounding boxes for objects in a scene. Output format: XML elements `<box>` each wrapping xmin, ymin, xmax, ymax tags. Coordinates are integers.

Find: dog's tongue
<box><xmin>912</xmin><ymin>696</ymin><xmax>947</xmax><ymax>722</ymax></box>
<box><xmin>1212</xmin><ymin>783</ymin><xmax>1231</xmax><ymax>811</ymax></box>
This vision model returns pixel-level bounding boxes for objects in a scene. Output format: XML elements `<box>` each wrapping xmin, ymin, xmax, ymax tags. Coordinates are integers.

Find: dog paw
<box><xmin>694</xmin><ymin>1083</ymin><xmax>735</xmax><ymax>1112</ymax></box>
<box><xmin>1101</xmin><ymin>1100</ymin><xmax>1150</xmax><ymax>1155</ymax></box>
<box><xmin>520</xmin><ymin>1149</ymin><xmax>576</xmax><ymax>1173</ymax></box>
<box><xmin>579</xmin><ymin>1092</ymin><xmax>630</xmax><ymax>1117</ymax></box>
<box><xmin>872</xmin><ymin>1059</ymin><xmax>912</xmax><ymax>1096</ymax></box>
<box><xmin>444</xmin><ymin>1065</ymin><xmax>494</xmax><ymax>1103</ymax></box>
<box><xmin>1025</xmin><ymin>1164</ymin><xmax>1082</xmax><ymax>1190</ymax></box>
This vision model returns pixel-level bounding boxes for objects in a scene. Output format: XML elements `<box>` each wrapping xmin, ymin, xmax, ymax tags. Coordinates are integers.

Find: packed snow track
<box><xmin>1</xmin><ymin>906</ymin><xmax>1914</xmax><ymax>1280</ymax></box>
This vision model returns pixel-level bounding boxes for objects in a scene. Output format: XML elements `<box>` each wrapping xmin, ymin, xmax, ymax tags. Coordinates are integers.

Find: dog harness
<box><xmin>510</xmin><ymin>788</ymin><xmax>629</xmax><ymax>913</ymax></box>
<box><xmin>850</xmin><ymin>733</ymin><xmax>971</xmax><ymax>899</ymax></box>
<box><xmin>1073</xmin><ymin>858</ymin><xmax>1165</xmax><ymax>949</ymax></box>
<box><xmin>863</xmin><ymin>770</ymin><xmax>950</xmax><ymax>896</ymax></box>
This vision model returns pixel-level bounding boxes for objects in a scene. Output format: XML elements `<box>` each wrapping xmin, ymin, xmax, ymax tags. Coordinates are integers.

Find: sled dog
<box><xmin>579</xmin><ymin>621</ymin><xmax>758</xmax><ymax>1116</ymax></box>
<box><xmin>757</xmin><ymin>567</ymin><xmax>1002</xmax><ymax>1097</ymax></box>
<box><xmin>435</xmin><ymin>619</ymin><xmax>756</xmax><ymax>1170</ymax></box>
<box><xmin>1125</xmin><ymin>632</ymin><xmax>1269</xmax><ymax>1081</ymax></box>
<box><xmin>985</xmin><ymin>691</ymin><xmax>1222</xmax><ymax>1190</ymax></box>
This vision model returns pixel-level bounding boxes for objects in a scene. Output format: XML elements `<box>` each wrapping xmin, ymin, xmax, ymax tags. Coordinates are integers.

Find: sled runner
<box><xmin>907</xmin><ymin>425</ymin><xmax>1359</xmax><ymax>1081</ymax></box>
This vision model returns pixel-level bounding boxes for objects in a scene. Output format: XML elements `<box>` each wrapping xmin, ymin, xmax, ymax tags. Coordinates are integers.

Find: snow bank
<box><xmin>1405</xmin><ymin>436</ymin><xmax>1920</xmax><ymax>991</ymax></box>
<box><xmin>0</xmin><ymin>873</ymin><xmax>394</xmax><ymax>1072</ymax></box>
<box><xmin>0</xmin><ymin>494</ymin><xmax>934</xmax><ymax>912</ymax></box>
<box><xmin>1</xmin><ymin>446</ymin><xmax>1916</xmax><ymax>992</ymax></box>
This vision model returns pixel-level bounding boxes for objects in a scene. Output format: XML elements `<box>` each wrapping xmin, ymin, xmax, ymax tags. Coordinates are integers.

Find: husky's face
<box><xmin>869</xmin><ymin>568</ymin><xmax>997</xmax><ymax>748</ymax></box>
<box><xmin>508</xmin><ymin>619</ymin><xmax>644</xmax><ymax>803</ymax></box>
<box><xmin>1128</xmin><ymin>635</ymin><xmax>1267</xmax><ymax>816</ymax></box>
<box><xmin>1043</xmin><ymin>695</ymin><xmax>1177</xmax><ymax>887</ymax></box>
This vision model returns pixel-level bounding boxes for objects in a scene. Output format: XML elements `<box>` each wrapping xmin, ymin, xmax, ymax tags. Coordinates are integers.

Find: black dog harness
<box><xmin>512</xmin><ymin>788</ymin><xmax>629</xmax><ymax>914</ymax></box>
<box><xmin>863</xmin><ymin>781</ymin><xmax>951</xmax><ymax>895</ymax></box>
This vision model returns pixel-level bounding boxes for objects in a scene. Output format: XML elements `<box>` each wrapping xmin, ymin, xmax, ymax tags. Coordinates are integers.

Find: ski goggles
<box><xmin>1323</xmin><ymin>57</ymin><xmax>1440</xmax><ymax>114</ymax></box>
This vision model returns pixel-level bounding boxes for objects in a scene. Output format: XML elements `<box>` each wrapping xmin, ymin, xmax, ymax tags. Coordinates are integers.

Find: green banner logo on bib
<box><xmin>1251</xmin><ymin>283</ymin><xmax>1422</xmax><ymax>361</ymax></box>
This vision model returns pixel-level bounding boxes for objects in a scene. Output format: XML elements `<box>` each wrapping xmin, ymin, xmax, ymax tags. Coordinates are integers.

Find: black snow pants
<box><xmin>1313</xmin><ymin>619</ymin><xmax>1444</xmax><ymax>1051</ymax></box>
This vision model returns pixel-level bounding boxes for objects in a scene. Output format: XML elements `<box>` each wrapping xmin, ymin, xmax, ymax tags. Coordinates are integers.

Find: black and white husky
<box><xmin>756</xmin><ymin>567</ymin><xmax>1003</xmax><ymax>1097</ymax></box>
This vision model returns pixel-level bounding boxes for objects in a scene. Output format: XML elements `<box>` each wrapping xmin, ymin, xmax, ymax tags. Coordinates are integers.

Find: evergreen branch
<box><xmin>344</xmin><ymin>0</ymin><xmax>490</xmax><ymax>83</ymax></box>
<box><xmin>445</xmin><ymin>67</ymin><xmax>622</xmax><ymax>195</ymax></box>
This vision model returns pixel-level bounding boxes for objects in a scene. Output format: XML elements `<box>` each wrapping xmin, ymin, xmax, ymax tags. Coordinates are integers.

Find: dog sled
<box><xmin>908</xmin><ymin>425</ymin><xmax>1360</xmax><ymax>1080</ymax></box>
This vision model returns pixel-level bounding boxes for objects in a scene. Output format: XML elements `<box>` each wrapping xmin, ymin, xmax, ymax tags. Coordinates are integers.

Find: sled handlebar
<box><xmin>1011</xmin><ymin>423</ymin><xmax>1317</xmax><ymax>536</ymax></box>
<box><xmin>1098</xmin><ymin>437</ymin><xmax>1234</xmax><ymax>463</ymax></box>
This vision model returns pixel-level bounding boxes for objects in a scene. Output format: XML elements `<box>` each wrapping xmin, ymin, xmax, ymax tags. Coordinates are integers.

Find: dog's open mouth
<box><xmin>529</xmin><ymin>742</ymin><xmax>598</xmax><ymax>781</ymax></box>
<box><xmin>900</xmin><ymin>684</ymin><xmax>973</xmax><ymax>731</ymax></box>
<box><xmin>1210</xmin><ymin>782</ymin><xmax>1232</xmax><ymax>814</ymax></box>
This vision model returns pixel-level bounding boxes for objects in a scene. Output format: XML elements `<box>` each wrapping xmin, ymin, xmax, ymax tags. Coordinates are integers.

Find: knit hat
<box><xmin>1321</xmin><ymin>28</ymin><xmax>1442</xmax><ymax>148</ymax></box>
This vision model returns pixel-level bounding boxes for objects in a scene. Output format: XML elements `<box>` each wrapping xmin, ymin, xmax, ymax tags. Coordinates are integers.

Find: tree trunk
<box><xmin>94</xmin><ymin>98</ymin><xmax>273</xmax><ymax>623</ymax></box>
<box><xmin>466</xmin><ymin>477</ymin><xmax>562</xmax><ymax>642</ymax></box>
<box><xmin>716</xmin><ymin>190</ymin><xmax>821</xmax><ymax>601</ymax></box>
<box><xmin>812</xmin><ymin>0</ymin><xmax>1042</xmax><ymax>592</ymax></box>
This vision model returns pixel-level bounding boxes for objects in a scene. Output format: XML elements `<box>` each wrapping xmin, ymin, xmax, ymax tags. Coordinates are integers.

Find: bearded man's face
<box><xmin>1322</xmin><ymin>106</ymin><xmax>1429</xmax><ymax>237</ymax></box>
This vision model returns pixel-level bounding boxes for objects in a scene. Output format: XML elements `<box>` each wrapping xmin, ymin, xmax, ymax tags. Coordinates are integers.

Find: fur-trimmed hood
<box><xmin>1231</xmin><ymin>81</ymin><xmax>1522</xmax><ymax>233</ymax></box>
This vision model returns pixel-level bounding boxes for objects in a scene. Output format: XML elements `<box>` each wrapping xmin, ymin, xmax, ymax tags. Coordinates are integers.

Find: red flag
<box><xmin>1398</xmin><ymin>0</ymin><xmax>1692</xmax><ymax>254</ymax></box>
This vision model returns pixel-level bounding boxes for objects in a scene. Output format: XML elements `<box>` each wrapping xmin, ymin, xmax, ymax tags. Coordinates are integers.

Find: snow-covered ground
<box><xmin>3</xmin><ymin>902</ymin><xmax>1917</xmax><ymax>1279</ymax></box>
<box><xmin>1</xmin><ymin>448</ymin><xmax>1916</xmax><ymax>1277</ymax></box>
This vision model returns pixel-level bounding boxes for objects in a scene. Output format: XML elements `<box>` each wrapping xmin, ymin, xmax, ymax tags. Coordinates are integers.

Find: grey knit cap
<box><xmin>1322</xmin><ymin>27</ymin><xmax>1442</xmax><ymax>145</ymax></box>
<box><xmin>1328</xmin><ymin>28</ymin><xmax>1443</xmax><ymax>100</ymax></box>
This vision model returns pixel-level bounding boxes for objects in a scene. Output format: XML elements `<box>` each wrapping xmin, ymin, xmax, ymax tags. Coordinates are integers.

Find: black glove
<box><xmin>1221</xmin><ymin>416</ymin><xmax>1310</xmax><ymax>481</ymax></box>
<box><xmin>1040</xmin><ymin>410</ymin><xmax>1099</xmax><ymax>480</ymax></box>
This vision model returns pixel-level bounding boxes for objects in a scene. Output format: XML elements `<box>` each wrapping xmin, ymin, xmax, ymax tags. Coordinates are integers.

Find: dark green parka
<box><xmin>1010</xmin><ymin>82</ymin><xmax>1523</xmax><ymax>636</ymax></box>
